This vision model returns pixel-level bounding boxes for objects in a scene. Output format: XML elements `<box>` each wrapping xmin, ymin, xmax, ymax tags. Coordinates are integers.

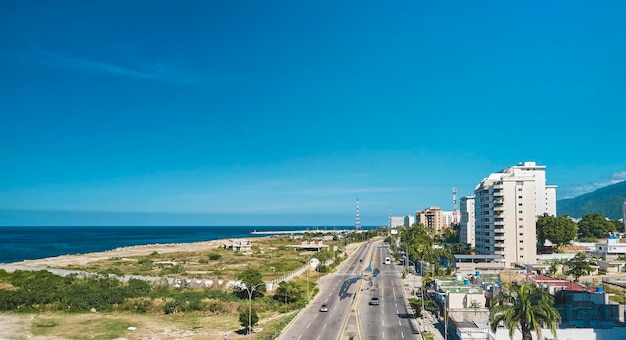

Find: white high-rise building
<box><xmin>474</xmin><ymin>161</ymin><xmax>556</xmax><ymax>266</ymax></box>
<box><xmin>390</xmin><ymin>216</ymin><xmax>405</xmax><ymax>228</ymax></box>
<box><xmin>442</xmin><ymin>210</ymin><xmax>460</xmax><ymax>228</ymax></box>
<box><xmin>459</xmin><ymin>196</ymin><xmax>476</xmax><ymax>248</ymax></box>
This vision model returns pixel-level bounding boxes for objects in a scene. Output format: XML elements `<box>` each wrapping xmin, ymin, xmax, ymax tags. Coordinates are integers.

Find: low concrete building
<box><xmin>288</xmin><ymin>240</ymin><xmax>329</xmax><ymax>252</ymax></box>
<box><xmin>597</xmin><ymin>260</ymin><xmax>626</xmax><ymax>274</ymax></box>
<box><xmin>596</xmin><ymin>235</ymin><xmax>626</xmax><ymax>259</ymax></box>
<box><xmin>452</xmin><ymin>255</ymin><xmax>506</xmax><ymax>275</ymax></box>
<box><xmin>223</xmin><ymin>239</ymin><xmax>252</xmax><ymax>252</ymax></box>
<box><xmin>555</xmin><ymin>288</ymin><xmax>625</xmax><ymax>328</ymax></box>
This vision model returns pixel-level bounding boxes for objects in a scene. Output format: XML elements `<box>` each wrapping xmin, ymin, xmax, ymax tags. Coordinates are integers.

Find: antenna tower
<box><xmin>355</xmin><ymin>199</ymin><xmax>361</xmax><ymax>231</ymax></box>
<box><xmin>452</xmin><ymin>187</ymin><xmax>458</xmax><ymax>224</ymax></box>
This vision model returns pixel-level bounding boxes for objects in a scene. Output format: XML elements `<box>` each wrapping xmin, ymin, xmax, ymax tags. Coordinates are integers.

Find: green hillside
<box><xmin>557</xmin><ymin>180</ymin><xmax>626</xmax><ymax>220</ymax></box>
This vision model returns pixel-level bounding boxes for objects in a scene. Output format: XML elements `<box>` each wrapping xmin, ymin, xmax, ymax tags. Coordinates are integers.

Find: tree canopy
<box><xmin>234</xmin><ymin>268</ymin><xmax>266</xmax><ymax>299</ymax></box>
<box><xmin>577</xmin><ymin>213</ymin><xmax>617</xmax><ymax>239</ymax></box>
<box><xmin>536</xmin><ymin>213</ymin><xmax>577</xmax><ymax>247</ymax></box>
<box><xmin>566</xmin><ymin>252</ymin><xmax>592</xmax><ymax>282</ymax></box>
<box><xmin>489</xmin><ymin>283</ymin><xmax>561</xmax><ymax>340</ymax></box>
<box><xmin>273</xmin><ymin>281</ymin><xmax>304</xmax><ymax>305</ymax></box>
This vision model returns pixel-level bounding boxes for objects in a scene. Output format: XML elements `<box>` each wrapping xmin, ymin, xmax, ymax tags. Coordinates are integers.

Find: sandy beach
<box><xmin>8</xmin><ymin>237</ymin><xmax>261</xmax><ymax>268</ymax></box>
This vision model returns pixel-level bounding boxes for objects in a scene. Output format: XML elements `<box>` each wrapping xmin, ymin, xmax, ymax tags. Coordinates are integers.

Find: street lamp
<box><xmin>243</xmin><ymin>283</ymin><xmax>264</xmax><ymax>338</ymax></box>
<box><xmin>406</xmin><ymin>259</ymin><xmax>417</xmax><ymax>296</ymax></box>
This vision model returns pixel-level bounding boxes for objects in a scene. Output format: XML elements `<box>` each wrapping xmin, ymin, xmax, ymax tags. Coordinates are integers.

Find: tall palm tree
<box><xmin>489</xmin><ymin>283</ymin><xmax>561</xmax><ymax>340</ymax></box>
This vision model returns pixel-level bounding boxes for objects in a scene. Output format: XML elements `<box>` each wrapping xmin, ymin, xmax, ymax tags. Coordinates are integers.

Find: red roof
<box><xmin>530</xmin><ymin>274</ymin><xmax>593</xmax><ymax>292</ymax></box>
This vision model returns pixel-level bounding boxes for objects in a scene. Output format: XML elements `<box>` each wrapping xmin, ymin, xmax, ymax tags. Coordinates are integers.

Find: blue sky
<box><xmin>1</xmin><ymin>1</ymin><xmax>625</xmax><ymax>226</ymax></box>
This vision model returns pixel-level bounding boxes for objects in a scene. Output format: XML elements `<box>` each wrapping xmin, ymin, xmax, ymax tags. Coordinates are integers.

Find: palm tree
<box><xmin>489</xmin><ymin>283</ymin><xmax>561</xmax><ymax>340</ymax></box>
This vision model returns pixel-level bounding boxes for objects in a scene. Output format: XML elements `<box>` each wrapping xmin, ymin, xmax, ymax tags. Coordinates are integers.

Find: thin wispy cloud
<box><xmin>564</xmin><ymin>171</ymin><xmax>626</xmax><ymax>198</ymax></box>
<box><xmin>32</xmin><ymin>45</ymin><xmax>203</xmax><ymax>84</ymax></box>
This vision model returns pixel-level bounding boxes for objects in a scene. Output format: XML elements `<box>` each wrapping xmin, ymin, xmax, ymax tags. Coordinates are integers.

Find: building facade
<box><xmin>442</xmin><ymin>210</ymin><xmax>460</xmax><ymax>228</ymax></box>
<box><xmin>474</xmin><ymin>161</ymin><xmax>557</xmax><ymax>266</ymax></box>
<box><xmin>390</xmin><ymin>216</ymin><xmax>405</xmax><ymax>228</ymax></box>
<box><xmin>416</xmin><ymin>206</ymin><xmax>444</xmax><ymax>233</ymax></box>
<box><xmin>404</xmin><ymin>215</ymin><xmax>415</xmax><ymax>227</ymax></box>
<box><xmin>459</xmin><ymin>196</ymin><xmax>476</xmax><ymax>248</ymax></box>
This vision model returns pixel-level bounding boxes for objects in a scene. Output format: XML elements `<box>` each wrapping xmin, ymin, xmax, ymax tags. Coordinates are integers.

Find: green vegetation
<box><xmin>398</xmin><ymin>223</ymin><xmax>456</xmax><ymax>279</ymax></box>
<box><xmin>566</xmin><ymin>252</ymin><xmax>592</xmax><ymax>282</ymax></box>
<box><xmin>577</xmin><ymin>213</ymin><xmax>618</xmax><ymax>239</ymax></box>
<box><xmin>31</xmin><ymin>317</ymin><xmax>133</xmax><ymax>339</ymax></box>
<box><xmin>602</xmin><ymin>286</ymin><xmax>626</xmax><ymax>304</ymax></box>
<box><xmin>408</xmin><ymin>297</ymin><xmax>437</xmax><ymax>317</ymax></box>
<box><xmin>0</xmin><ymin>231</ymin><xmax>376</xmax><ymax>338</ymax></box>
<box><xmin>489</xmin><ymin>283</ymin><xmax>561</xmax><ymax>340</ymax></box>
<box><xmin>536</xmin><ymin>213</ymin><xmax>578</xmax><ymax>247</ymax></box>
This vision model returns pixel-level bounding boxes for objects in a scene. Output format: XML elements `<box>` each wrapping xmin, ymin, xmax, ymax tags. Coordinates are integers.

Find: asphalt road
<box><xmin>279</xmin><ymin>241</ymin><xmax>421</xmax><ymax>340</ymax></box>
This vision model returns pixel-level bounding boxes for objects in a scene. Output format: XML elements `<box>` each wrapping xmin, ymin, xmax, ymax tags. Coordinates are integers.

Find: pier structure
<box><xmin>250</xmin><ymin>229</ymin><xmax>360</xmax><ymax>235</ymax></box>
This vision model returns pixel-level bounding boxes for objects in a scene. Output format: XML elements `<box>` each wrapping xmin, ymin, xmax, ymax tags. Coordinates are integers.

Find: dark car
<box><xmin>369</xmin><ymin>297</ymin><xmax>379</xmax><ymax>305</ymax></box>
<box><xmin>319</xmin><ymin>304</ymin><xmax>329</xmax><ymax>312</ymax></box>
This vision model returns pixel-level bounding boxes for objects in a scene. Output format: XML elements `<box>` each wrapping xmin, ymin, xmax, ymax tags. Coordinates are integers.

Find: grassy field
<box><xmin>65</xmin><ymin>236</ymin><xmax>337</xmax><ymax>281</ymax></box>
<box><xmin>0</xmin><ymin>235</ymin><xmax>351</xmax><ymax>339</ymax></box>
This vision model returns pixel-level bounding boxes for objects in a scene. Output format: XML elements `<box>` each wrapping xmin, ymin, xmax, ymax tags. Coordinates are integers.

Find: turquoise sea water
<box><xmin>0</xmin><ymin>225</ymin><xmax>366</xmax><ymax>264</ymax></box>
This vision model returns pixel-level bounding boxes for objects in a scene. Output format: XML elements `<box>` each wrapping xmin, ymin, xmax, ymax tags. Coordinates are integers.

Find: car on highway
<box><xmin>319</xmin><ymin>304</ymin><xmax>328</xmax><ymax>312</ymax></box>
<box><xmin>369</xmin><ymin>297</ymin><xmax>379</xmax><ymax>306</ymax></box>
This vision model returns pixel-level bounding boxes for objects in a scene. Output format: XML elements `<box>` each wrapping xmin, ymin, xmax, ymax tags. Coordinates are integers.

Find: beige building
<box><xmin>474</xmin><ymin>161</ymin><xmax>556</xmax><ymax>266</ymax></box>
<box><xmin>415</xmin><ymin>206</ymin><xmax>444</xmax><ymax>233</ymax></box>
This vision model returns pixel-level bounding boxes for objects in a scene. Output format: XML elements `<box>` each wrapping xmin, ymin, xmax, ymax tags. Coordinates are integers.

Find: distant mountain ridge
<box><xmin>557</xmin><ymin>180</ymin><xmax>626</xmax><ymax>220</ymax></box>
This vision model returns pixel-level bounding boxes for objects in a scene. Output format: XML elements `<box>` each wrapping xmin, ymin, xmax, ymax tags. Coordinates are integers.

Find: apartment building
<box><xmin>390</xmin><ymin>216</ymin><xmax>405</xmax><ymax>228</ymax></box>
<box><xmin>459</xmin><ymin>196</ymin><xmax>476</xmax><ymax>248</ymax></box>
<box><xmin>474</xmin><ymin>161</ymin><xmax>557</xmax><ymax>266</ymax></box>
<box><xmin>416</xmin><ymin>206</ymin><xmax>444</xmax><ymax>233</ymax></box>
<box><xmin>442</xmin><ymin>210</ymin><xmax>460</xmax><ymax>228</ymax></box>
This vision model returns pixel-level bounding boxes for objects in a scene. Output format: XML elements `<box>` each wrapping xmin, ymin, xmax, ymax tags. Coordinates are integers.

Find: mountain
<box><xmin>557</xmin><ymin>180</ymin><xmax>626</xmax><ymax>220</ymax></box>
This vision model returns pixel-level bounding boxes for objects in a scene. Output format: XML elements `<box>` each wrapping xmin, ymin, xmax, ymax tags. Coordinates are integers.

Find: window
<box><xmin>519</xmin><ymin>218</ymin><xmax>523</xmax><ymax>221</ymax></box>
<box><xmin>519</xmin><ymin>233</ymin><xmax>524</xmax><ymax>236</ymax></box>
<box><xmin>518</xmin><ymin>210</ymin><xmax>523</xmax><ymax>214</ymax></box>
<box><xmin>520</xmin><ymin>240</ymin><xmax>524</xmax><ymax>243</ymax></box>
<box><xmin>520</xmin><ymin>248</ymin><xmax>524</xmax><ymax>251</ymax></box>
<box><xmin>518</xmin><ymin>196</ymin><xmax>523</xmax><ymax>199</ymax></box>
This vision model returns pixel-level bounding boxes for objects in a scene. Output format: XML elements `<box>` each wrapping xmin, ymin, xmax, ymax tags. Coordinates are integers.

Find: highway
<box><xmin>279</xmin><ymin>241</ymin><xmax>372</xmax><ymax>340</ymax></box>
<box><xmin>280</xmin><ymin>241</ymin><xmax>421</xmax><ymax>340</ymax></box>
<box><xmin>358</xmin><ymin>244</ymin><xmax>420</xmax><ymax>339</ymax></box>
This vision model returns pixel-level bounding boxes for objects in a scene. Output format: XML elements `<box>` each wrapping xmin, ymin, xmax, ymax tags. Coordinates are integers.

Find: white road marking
<box><xmin>401</xmin><ymin>331</ymin><xmax>405</xmax><ymax>338</ymax></box>
<box><xmin>297</xmin><ymin>335</ymin><xmax>302</xmax><ymax>340</ymax></box>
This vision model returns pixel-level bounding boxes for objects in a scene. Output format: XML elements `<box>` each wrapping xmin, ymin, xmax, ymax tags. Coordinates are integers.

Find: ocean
<box><xmin>0</xmin><ymin>225</ymin><xmax>365</xmax><ymax>264</ymax></box>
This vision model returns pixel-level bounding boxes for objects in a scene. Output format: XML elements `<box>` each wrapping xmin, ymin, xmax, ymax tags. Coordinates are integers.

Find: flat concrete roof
<box><xmin>454</xmin><ymin>254</ymin><xmax>505</xmax><ymax>260</ymax></box>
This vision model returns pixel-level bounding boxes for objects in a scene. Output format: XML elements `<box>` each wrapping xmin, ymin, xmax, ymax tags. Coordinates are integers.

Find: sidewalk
<box><xmin>402</xmin><ymin>273</ymin><xmax>445</xmax><ymax>340</ymax></box>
